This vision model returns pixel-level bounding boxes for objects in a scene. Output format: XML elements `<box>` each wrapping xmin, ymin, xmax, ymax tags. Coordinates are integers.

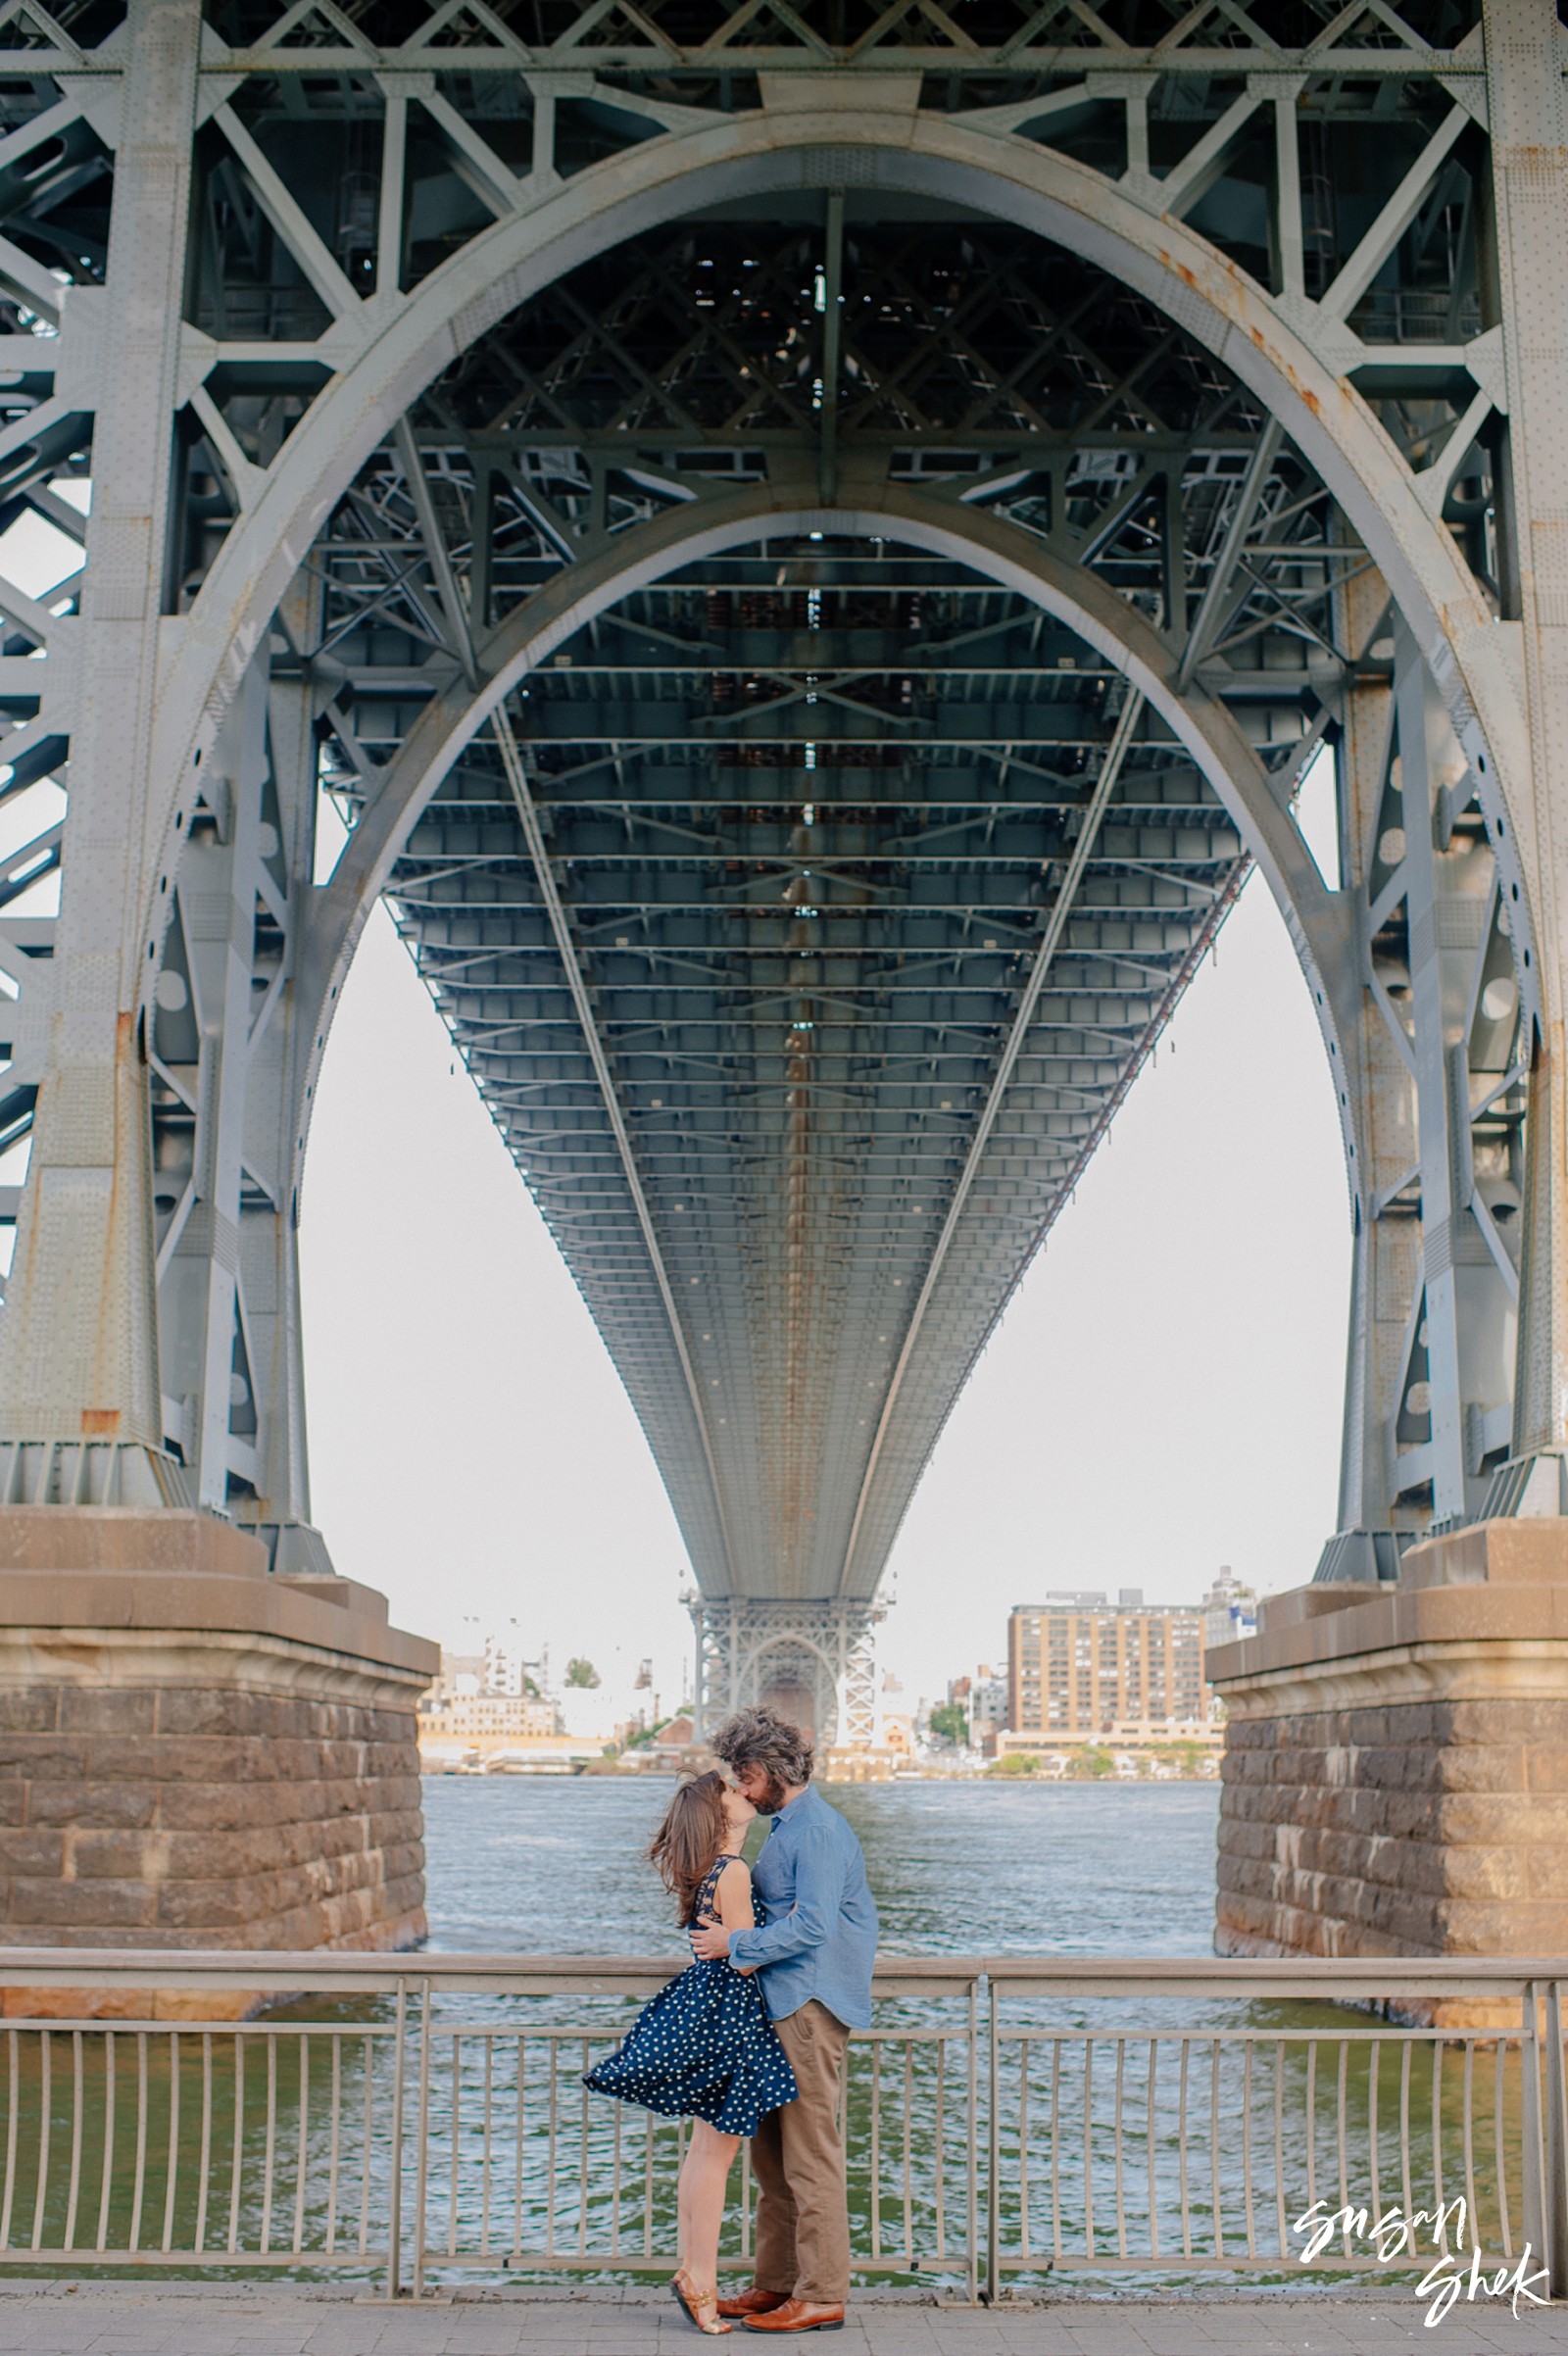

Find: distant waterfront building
<box><xmin>1200</xmin><ymin>1566</ymin><xmax>1258</xmax><ymax>1650</ymax></box>
<box><xmin>1005</xmin><ymin>1596</ymin><xmax>1206</xmax><ymax>1740</ymax></box>
<box><xmin>945</xmin><ymin>1665</ymin><xmax>1007</xmax><ymax>1750</ymax></box>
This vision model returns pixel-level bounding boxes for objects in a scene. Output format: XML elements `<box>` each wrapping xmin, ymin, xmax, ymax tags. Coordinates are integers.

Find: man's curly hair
<box><xmin>710</xmin><ymin>1705</ymin><xmax>814</xmax><ymax>1792</ymax></box>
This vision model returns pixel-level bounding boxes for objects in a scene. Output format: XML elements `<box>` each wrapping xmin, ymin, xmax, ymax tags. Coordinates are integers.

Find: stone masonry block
<box><xmin>57</xmin><ymin>1690</ymin><xmax>158</xmax><ymax>1737</ymax></box>
<box><xmin>0</xmin><ymin>1691</ymin><xmax>58</xmax><ymax>1734</ymax></box>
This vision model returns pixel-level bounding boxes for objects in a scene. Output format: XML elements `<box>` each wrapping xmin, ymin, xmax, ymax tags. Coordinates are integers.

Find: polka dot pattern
<box><xmin>583</xmin><ymin>1855</ymin><xmax>799</xmax><ymax>2136</ymax></box>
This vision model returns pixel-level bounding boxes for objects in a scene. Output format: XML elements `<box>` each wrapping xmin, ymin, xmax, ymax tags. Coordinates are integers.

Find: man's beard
<box><xmin>751</xmin><ymin>1774</ymin><xmax>791</xmax><ymax>1815</ymax></box>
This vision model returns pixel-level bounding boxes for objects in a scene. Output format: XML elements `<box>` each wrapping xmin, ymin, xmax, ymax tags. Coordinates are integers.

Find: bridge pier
<box><xmin>1210</xmin><ymin>1518</ymin><xmax>1568</xmax><ymax>2021</ymax></box>
<box><xmin>0</xmin><ymin>1507</ymin><xmax>434</xmax><ymax>2011</ymax></box>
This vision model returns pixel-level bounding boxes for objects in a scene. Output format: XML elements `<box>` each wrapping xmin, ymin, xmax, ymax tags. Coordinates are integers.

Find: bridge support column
<box><xmin>1211</xmin><ymin>1519</ymin><xmax>1568</xmax><ymax>2014</ymax></box>
<box><xmin>0</xmin><ymin>1507</ymin><xmax>436</xmax><ymax>2008</ymax></box>
<box><xmin>690</xmin><ymin>1598</ymin><xmax>881</xmax><ymax>1753</ymax></box>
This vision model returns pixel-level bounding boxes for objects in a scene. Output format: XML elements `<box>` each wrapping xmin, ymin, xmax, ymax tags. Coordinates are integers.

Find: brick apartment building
<box><xmin>1005</xmin><ymin>1592</ymin><xmax>1207</xmax><ymax>1741</ymax></box>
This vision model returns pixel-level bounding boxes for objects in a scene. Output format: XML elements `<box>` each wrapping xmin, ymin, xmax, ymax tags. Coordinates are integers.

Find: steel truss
<box><xmin>692</xmin><ymin>1595</ymin><xmax>881</xmax><ymax>1751</ymax></box>
<box><xmin>0</xmin><ymin>0</ymin><xmax>1555</xmax><ymax>1685</ymax></box>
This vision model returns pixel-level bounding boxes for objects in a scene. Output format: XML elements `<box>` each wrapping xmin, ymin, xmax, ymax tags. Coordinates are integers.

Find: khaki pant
<box><xmin>750</xmin><ymin>2000</ymin><xmax>852</xmax><ymax>2304</ymax></box>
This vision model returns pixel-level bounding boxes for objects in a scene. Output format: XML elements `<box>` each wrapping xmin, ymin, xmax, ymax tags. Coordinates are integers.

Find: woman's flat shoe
<box><xmin>672</xmin><ymin>2271</ymin><xmax>733</xmax><ymax>2334</ymax></box>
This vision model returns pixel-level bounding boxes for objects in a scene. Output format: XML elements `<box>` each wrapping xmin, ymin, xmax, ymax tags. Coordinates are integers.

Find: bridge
<box><xmin>0</xmin><ymin>0</ymin><xmax>1558</xmax><ymax>1957</ymax></box>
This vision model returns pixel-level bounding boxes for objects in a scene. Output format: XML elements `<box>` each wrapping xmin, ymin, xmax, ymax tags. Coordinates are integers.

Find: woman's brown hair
<box><xmin>648</xmin><ymin>1770</ymin><xmax>730</xmax><ymax>1927</ymax></box>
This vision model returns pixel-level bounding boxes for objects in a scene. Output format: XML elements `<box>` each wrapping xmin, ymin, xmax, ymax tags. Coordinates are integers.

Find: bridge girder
<box><xmin>0</xmin><ymin>0</ymin><xmax>1555</xmax><ymax>1716</ymax></box>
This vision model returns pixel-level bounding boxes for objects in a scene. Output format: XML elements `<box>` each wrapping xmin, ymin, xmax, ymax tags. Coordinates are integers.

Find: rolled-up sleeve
<box><xmin>727</xmin><ymin>1821</ymin><xmax>846</xmax><ymax>1973</ymax></box>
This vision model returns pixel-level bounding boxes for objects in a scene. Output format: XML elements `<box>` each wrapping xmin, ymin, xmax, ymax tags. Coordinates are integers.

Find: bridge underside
<box><xmin>305</xmin><ymin>220</ymin><xmax>1342</xmax><ymax>1644</ymax></box>
<box><xmin>0</xmin><ymin>0</ymin><xmax>1550</xmax><ymax>1783</ymax></box>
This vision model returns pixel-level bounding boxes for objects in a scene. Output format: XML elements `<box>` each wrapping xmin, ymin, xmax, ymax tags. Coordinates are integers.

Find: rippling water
<box><xmin>420</xmin><ymin>1774</ymin><xmax>1224</xmax><ymax>1957</ymax></box>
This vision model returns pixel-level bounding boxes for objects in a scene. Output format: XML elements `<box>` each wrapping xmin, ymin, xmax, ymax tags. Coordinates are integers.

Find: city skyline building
<box><xmin>1005</xmin><ymin>1596</ymin><xmax>1208</xmax><ymax>1742</ymax></box>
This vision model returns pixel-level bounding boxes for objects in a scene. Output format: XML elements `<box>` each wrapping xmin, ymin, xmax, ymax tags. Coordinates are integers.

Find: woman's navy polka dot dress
<box><xmin>583</xmin><ymin>1854</ymin><xmax>798</xmax><ymax>2136</ymax></box>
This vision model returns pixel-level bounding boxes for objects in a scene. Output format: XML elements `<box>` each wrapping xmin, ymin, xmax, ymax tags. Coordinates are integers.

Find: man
<box><xmin>689</xmin><ymin>1704</ymin><xmax>877</xmax><ymax>2335</ymax></box>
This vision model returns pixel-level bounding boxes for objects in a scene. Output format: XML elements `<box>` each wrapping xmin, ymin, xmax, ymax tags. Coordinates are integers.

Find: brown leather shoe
<box><xmin>715</xmin><ymin>2290</ymin><xmax>790</xmax><ymax>2319</ymax></box>
<box><xmin>741</xmin><ymin>2299</ymin><xmax>846</xmax><ymax>2333</ymax></box>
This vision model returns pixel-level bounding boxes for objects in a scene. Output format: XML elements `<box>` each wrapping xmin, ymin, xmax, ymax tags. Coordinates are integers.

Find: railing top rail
<box><xmin>0</xmin><ymin>1949</ymin><xmax>1560</xmax><ymax>1999</ymax></box>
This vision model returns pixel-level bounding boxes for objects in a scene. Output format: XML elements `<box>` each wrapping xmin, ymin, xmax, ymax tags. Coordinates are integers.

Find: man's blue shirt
<box><xmin>725</xmin><ymin>1784</ymin><xmax>877</xmax><ymax>2030</ymax></box>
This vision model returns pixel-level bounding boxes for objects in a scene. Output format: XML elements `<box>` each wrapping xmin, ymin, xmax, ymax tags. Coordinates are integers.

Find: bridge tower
<box><xmin>0</xmin><ymin>0</ymin><xmax>1554</xmax><ymax>1957</ymax></box>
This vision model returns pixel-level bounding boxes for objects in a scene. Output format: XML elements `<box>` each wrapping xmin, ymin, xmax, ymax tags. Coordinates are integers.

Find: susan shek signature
<box><xmin>1292</xmin><ymin>2197</ymin><xmax>1549</xmax><ymax>2327</ymax></box>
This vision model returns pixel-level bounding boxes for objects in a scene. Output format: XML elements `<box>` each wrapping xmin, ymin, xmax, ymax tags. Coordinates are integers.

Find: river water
<box><xmin>420</xmin><ymin>1774</ymin><xmax>1224</xmax><ymax>1958</ymax></box>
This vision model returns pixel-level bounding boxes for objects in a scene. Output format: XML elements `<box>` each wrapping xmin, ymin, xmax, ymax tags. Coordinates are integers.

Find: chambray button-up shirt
<box><xmin>725</xmin><ymin>1784</ymin><xmax>878</xmax><ymax>2030</ymax></box>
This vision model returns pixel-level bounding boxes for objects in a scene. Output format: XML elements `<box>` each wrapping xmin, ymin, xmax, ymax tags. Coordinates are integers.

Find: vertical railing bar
<box><xmin>0</xmin><ymin>2014</ymin><xmax>24</xmax><ymax>2209</ymax></box>
<box><xmin>128</xmin><ymin>2034</ymin><xmax>147</xmax><ymax>2257</ymax></box>
<box><xmin>1050</xmin><ymin>2037</ymin><xmax>1062</xmax><ymax>2268</ymax></box>
<box><xmin>481</xmin><ymin>2036</ymin><xmax>494</xmax><ymax>2256</ymax></box>
<box><xmin>578</xmin><ymin>2037</ymin><xmax>590</xmax><ymax>2258</ymax></box>
<box><xmin>447</xmin><ymin>2033</ymin><xmax>461</xmax><ymax>2259</ymax></box>
<box><xmin>386</xmin><ymin>1983</ymin><xmax>408</xmax><ymax>2298</ymax></box>
<box><xmin>1304</xmin><ymin>2041</ymin><xmax>1317</xmax><ymax>2223</ymax></box>
<box><xmin>512</xmin><ymin>2037</ymin><xmax>525</xmax><ymax>2263</ymax></box>
<box><xmin>64</xmin><ymin>2030</ymin><xmax>82</xmax><ymax>2254</ymax></box>
<box><xmin>162</xmin><ymin>2032</ymin><xmax>180</xmax><ymax>2254</ymax></box>
<box><xmin>1147</xmin><ymin>2039</ymin><xmax>1159</xmax><ymax>2262</ymax></box>
<box><xmin>902</xmin><ymin>2041</ymin><xmax>914</xmax><ymax>2269</ymax></box>
<box><xmin>412</xmin><ymin>1979</ymin><xmax>433</xmax><ymax>2299</ymax></box>
<box><xmin>1544</xmin><ymin>1983</ymin><xmax>1568</xmax><ymax>2297</ymax></box>
<box><xmin>0</xmin><ymin>2029</ymin><xmax>18</xmax><ymax>2252</ymax></box>
<box><xmin>195</xmin><ymin>2034</ymin><xmax>212</xmax><ymax>2257</ymax></box>
<box><xmin>1520</xmin><ymin>1988</ymin><xmax>1545</xmax><ymax>2279</ymax></box>
<box><xmin>292</xmin><ymin>2036</ymin><xmax>310</xmax><ymax>2258</ymax></box>
<box><xmin>1113</xmin><ymin>2037</ymin><xmax>1127</xmax><ymax>2260</ymax></box>
<box><xmin>610</xmin><ymin>2043</ymin><xmax>623</xmax><ymax>2261</ymax></box>
<box><xmin>1462</xmin><ymin>2040</ymin><xmax>1478</xmax><ymax>2258</ymax></box>
<box><xmin>1431</xmin><ymin>2038</ymin><xmax>1446</xmax><ymax>2253</ymax></box>
<box><xmin>30</xmin><ymin>2029</ymin><xmax>50</xmax><ymax>2253</ymax></box>
<box><xmin>1368</xmin><ymin>2037</ymin><xmax>1381</xmax><ymax>2244</ymax></box>
<box><xmin>1241</xmin><ymin>2037</ymin><xmax>1255</xmax><ymax>2261</ymax></box>
<box><xmin>226</xmin><ymin>2036</ymin><xmax>244</xmax><ymax>2256</ymax></box>
<box><xmin>1208</xmin><ymin>2038</ymin><xmax>1223</xmax><ymax>2261</ymax></box>
<box><xmin>357</xmin><ymin>2036</ymin><xmax>373</xmax><ymax>2261</ymax></box>
<box><xmin>741</xmin><ymin>2134</ymin><xmax>753</xmax><ymax>2267</ymax></box>
<box><xmin>1335</xmin><ymin>2040</ymin><xmax>1348</xmax><ymax>2257</ymax></box>
<box><xmin>545</xmin><ymin>2034</ymin><xmax>559</xmax><ymax>2260</ymax></box>
<box><xmin>1016</xmin><ymin>2035</ymin><xmax>1029</xmax><ymax>2268</ymax></box>
<box><xmin>1177</xmin><ymin>2037</ymin><xmax>1191</xmax><ymax>2260</ymax></box>
<box><xmin>1495</xmin><ymin>2035</ymin><xmax>1513</xmax><ymax>2260</ymax></box>
<box><xmin>868</xmin><ymin>2038</ymin><xmax>882</xmax><ymax>2263</ymax></box>
<box><xmin>642</xmin><ymin>2102</ymin><xmax>653</xmax><ymax>2263</ymax></box>
<box><xmin>975</xmin><ymin>1975</ymin><xmax>987</xmax><ymax>2306</ymax></box>
<box><xmin>1082</xmin><ymin>2037</ymin><xmax>1095</xmax><ymax>2262</ymax></box>
<box><xmin>1272</xmin><ymin>2040</ymin><xmax>1286</xmax><ymax>2260</ymax></box>
<box><xmin>325</xmin><ymin>2037</ymin><xmax>341</xmax><ymax>2258</ymax></box>
<box><xmin>933</xmin><ymin>2034</ymin><xmax>947</xmax><ymax>2264</ymax></box>
<box><xmin>1398</xmin><ymin>2037</ymin><xmax>1413</xmax><ymax>2237</ymax></box>
<box><xmin>259</xmin><ymin>2035</ymin><xmax>277</xmax><ymax>2256</ymax></box>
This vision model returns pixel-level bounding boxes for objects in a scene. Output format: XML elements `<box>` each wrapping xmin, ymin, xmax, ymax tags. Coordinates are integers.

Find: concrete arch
<box><xmin>148</xmin><ymin>104</ymin><xmax>1533</xmax><ymax>1006</ymax></box>
<box><xmin>292</xmin><ymin>479</ymin><xmax>1361</xmax><ymax>1212</ymax></box>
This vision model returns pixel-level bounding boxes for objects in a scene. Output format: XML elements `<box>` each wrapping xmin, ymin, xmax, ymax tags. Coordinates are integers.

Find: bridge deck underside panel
<box><xmin>305</xmin><ymin>216</ymin><xmax>1361</xmax><ymax>1603</ymax></box>
<box><xmin>376</xmin><ymin>563</ymin><xmax>1245</xmax><ymax>1598</ymax></box>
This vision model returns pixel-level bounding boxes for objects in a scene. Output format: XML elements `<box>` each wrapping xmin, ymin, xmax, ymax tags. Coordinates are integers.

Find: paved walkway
<box><xmin>1</xmin><ymin>2289</ymin><xmax>1567</xmax><ymax>2356</ymax></box>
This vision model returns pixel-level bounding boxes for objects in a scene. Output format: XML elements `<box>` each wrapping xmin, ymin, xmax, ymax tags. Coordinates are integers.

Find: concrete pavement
<box><xmin>0</xmin><ymin>2289</ymin><xmax>1565</xmax><ymax>2356</ymax></box>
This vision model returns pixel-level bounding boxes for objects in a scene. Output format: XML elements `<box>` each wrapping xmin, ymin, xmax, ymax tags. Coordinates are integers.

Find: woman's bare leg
<box><xmin>677</xmin><ymin>2120</ymin><xmax>742</xmax><ymax>2288</ymax></box>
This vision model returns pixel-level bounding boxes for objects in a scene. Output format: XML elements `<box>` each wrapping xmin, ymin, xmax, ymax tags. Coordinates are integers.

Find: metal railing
<box><xmin>0</xmin><ymin>1951</ymin><xmax>1562</xmax><ymax>2302</ymax></box>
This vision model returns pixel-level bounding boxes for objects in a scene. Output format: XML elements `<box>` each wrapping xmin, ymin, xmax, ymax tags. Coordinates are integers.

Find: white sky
<box><xmin>300</xmin><ymin>763</ymin><xmax>1351</xmax><ymax>1710</ymax></box>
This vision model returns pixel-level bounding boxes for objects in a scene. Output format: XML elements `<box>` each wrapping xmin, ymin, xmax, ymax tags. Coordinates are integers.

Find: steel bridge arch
<box><xmin>148</xmin><ymin>104</ymin><xmax>1534</xmax><ymax>1021</ymax></box>
<box><xmin>294</xmin><ymin>479</ymin><xmax>1359</xmax><ymax>1223</ymax></box>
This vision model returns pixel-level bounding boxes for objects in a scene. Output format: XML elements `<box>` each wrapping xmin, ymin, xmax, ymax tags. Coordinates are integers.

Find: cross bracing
<box><xmin>296</xmin><ymin>222</ymin><xmax>1344</xmax><ymax>1601</ymax></box>
<box><xmin>0</xmin><ymin>0</ymin><xmax>1554</xmax><ymax>1734</ymax></box>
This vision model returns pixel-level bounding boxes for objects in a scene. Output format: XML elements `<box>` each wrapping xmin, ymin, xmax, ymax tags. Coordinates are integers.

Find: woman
<box><xmin>584</xmin><ymin>1770</ymin><xmax>797</xmax><ymax>2334</ymax></box>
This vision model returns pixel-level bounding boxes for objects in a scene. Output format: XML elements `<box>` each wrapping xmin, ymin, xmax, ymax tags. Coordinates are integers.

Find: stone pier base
<box><xmin>1210</xmin><ymin>1519</ymin><xmax>1568</xmax><ymax>2023</ymax></box>
<box><xmin>0</xmin><ymin>1508</ymin><xmax>437</xmax><ymax>2016</ymax></box>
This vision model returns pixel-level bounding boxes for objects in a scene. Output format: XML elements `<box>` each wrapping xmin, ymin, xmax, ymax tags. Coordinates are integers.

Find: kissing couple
<box><xmin>585</xmin><ymin>1705</ymin><xmax>878</xmax><ymax>2334</ymax></box>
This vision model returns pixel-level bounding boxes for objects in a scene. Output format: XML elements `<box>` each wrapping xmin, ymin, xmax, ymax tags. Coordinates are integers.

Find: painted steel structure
<box><xmin>0</xmin><ymin>0</ymin><xmax>1556</xmax><ymax>1740</ymax></box>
